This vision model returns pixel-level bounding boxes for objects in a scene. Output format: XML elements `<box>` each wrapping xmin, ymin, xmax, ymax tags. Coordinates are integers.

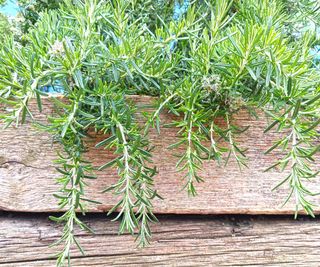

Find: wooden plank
<box><xmin>1</xmin><ymin>213</ymin><xmax>320</xmax><ymax>266</ymax></box>
<box><xmin>0</xmin><ymin>96</ymin><xmax>319</xmax><ymax>214</ymax></box>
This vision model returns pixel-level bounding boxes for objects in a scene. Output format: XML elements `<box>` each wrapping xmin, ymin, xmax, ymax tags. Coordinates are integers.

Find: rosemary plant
<box><xmin>0</xmin><ymin>0</ymin><xmax>320</xmax><ymax>266</ymax></box>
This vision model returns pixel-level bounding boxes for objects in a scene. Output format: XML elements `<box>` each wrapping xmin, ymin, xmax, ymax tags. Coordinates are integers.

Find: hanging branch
<box><xmin>50</xmin><ymin>131</ymin><xmax>96</xmax><ymax>266</ymax></box>
<box><xmin>95</xmin><ymin>93</ymin><xmax>159</xmax><ymax>246</ymax></box>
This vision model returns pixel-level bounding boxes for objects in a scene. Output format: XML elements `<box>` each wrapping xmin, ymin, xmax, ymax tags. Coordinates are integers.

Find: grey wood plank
<box><xmin>0</xmin><ymin>214</ymin><xmax>319</xmax><ymax>266</ymax></box>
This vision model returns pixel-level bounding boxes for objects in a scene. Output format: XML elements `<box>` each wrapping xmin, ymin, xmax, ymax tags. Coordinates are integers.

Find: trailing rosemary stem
<box><xmin>50</xmin><ymin>129</ymin><xmax>96</xmax><ymax>267</ymax></box>
<box><xmin>97</xmin><ymin>97</ymin><xmax>158</xmax><ymax>246</ymax></box>
<box><xmin>225</xmin><ymin>113</ymin><xmax>247</xmax><ymax>168</ymax></box>
<box><xmin>116</xmin><ymin>120</ymin><xmax>137</xmax><ymax>234</ymax></box>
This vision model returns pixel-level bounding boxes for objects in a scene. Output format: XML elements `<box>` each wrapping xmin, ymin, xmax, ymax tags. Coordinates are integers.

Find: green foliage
<box><xmin>284</xmin><ymin>0</ymin><xmax>320</xmax><ymax>37</ymax></box>
<box><xmin>17</xmin><ymin>0</ymin><xmax>62</xmax><ymax>32</ymax></box>
<box><xmin>49</xmin><ymin>128</ymin><xmax>96</xmax><ymax>266</ymax></box>
<box><xmin>0</xmin><ymin>0</ymin><xmax>320</xmax><ymax>266</ymax></box>
<box><xmin>0</xmin><ymin>13</ymin><xmax>11</xmax><ymax>44</ymax></box>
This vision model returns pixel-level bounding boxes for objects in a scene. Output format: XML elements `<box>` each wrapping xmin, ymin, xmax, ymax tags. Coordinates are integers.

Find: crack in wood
<box><xmin>0</xmin><ymin>161</ymin><xmax>47</xmax><ymax>170</ymax></box>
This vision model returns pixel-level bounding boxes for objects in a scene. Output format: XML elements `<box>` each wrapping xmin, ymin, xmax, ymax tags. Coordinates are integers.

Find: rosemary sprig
<box><xmin>96</xmin><ymin>92</ymin><xmax>159</xmax><ymax>246</ymax></box>
<box><xmin>266</xmin><ymin>96</ymin><xmax>320</xmax><ymax>217</ymax></box>
<box><xmin>50</xmin><ymin>139</ymin><xmax>95</xmax><ymax>266</ymax></box>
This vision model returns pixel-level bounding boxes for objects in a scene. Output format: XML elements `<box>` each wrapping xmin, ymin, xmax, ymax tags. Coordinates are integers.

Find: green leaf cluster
<box><xmin>0</xmin><ymin>13</ymin><xmax>12</xmax><ymax>44</ymax></box>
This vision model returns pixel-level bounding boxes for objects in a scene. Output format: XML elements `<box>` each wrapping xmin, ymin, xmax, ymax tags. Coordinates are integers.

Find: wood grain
<box><xmin>0</xmin><ymin>96</ymin><xmax>319</xmax><ymax>214</ymax></box>
<box><xmin>1</xmin><ymin>213</ymin><xmax>320</xmax><ymax>266</ymax></box>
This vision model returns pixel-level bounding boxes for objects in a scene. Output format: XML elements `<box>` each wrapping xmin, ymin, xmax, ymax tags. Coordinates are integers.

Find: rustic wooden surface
<box><xmin>1</xmin><ymin>213</ymin><xmax>320</xmax><ymax>266</ymax></box>
<box><xmin>0</xmin><ymin>96</ymin><xmax>319</xmax><ymax>214</ymax></box>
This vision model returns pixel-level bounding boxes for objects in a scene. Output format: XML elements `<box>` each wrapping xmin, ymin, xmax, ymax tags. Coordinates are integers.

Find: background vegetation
<box><xmin>0</xmin><ymin>13</ymin><xmax>11</xmax><ymax>43</ymax></box>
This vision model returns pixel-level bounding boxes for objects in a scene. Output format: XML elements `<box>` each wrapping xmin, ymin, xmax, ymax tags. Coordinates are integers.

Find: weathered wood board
<box><xmin>1</xmin><ymin>213</ymin><xmax>320</xmax><ymax>266</ymax></box>
<box><xmin>0</xmin><ymin>96</ymin><xmax>319</xmax><ymax>214</ymax></box>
